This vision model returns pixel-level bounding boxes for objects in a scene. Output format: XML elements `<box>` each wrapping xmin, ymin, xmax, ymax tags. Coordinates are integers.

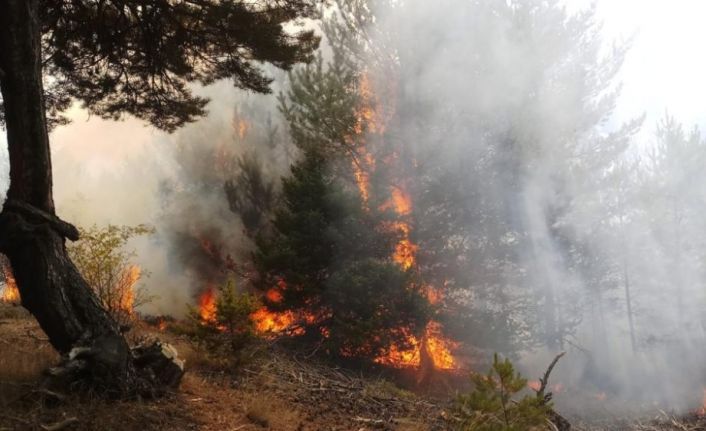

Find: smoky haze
<box><xmin>0</xmin><ymin>80</ymin><xmax>291</xmax><ymax>317</ymax></box>
<box><xmin>1</xmin><ymin>0</ymin><xmax>706</xmax><ymax>419</ymax></box>
<box><xmin>366</xmin><ymin>0</ymin><xmax>706</xmax><ymax>416</ymax></box>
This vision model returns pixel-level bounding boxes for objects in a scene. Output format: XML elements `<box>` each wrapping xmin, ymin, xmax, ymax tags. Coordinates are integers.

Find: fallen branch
<box><xmin>353</xmin><ymin>416</ymin><xmax>385</xmax><ymax>424</ymax></box>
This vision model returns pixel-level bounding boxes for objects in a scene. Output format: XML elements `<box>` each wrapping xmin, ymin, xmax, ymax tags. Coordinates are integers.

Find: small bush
<box><xmin>68</xmin><ymin>224</ymin><xmax>155</xmax><ymax>326</ymax></box>
<box><xmin>454</xmin><ymin>354</ymin><xmax>550</xmax><ymax>431</ymax></box>
<box><xmin>189</xmin><ymin>279</ymin><xmax>261</xmax><ymax>357</ymax></box>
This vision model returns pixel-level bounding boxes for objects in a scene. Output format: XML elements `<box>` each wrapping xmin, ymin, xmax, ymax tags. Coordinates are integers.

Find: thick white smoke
<box><xmin>367</xmin><ymin>0</ymin><xmax>706</xmax><ymax>417</ymax></box>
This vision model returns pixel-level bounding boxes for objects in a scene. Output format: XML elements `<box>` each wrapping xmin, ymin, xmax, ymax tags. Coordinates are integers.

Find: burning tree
<box><xmin>190</xmin><ymin>279</ymin><xmax>261</xmax><ymax>355</ymax></box>
<box><xmin>0</xmin><ymin>0</ymin><xmax>319</xmax><ymax>393</ymax></box>
<box><xmin>241</xmin><ymin>1</ymin><xmax>467</xmax><ymax>371</ymax></box>
<box><xmin>253</xmin><ymin>147</ymin><xmax>430</xmax><ymax>357</ymax></box>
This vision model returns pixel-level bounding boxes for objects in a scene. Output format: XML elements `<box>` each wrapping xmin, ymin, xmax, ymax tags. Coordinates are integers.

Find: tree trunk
<box><xmin>0</xmin><ymin>0</ymin><xmax>182</xmax><ymax>395</ymax></box>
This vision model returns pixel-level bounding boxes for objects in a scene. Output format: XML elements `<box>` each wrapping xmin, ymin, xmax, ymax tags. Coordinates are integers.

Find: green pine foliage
<box><xmin>454</xmin><ymin>354</ymin><xmax>550</xmax><ymax>431</ymax></box>
<box><xmin>324</xmin><ymin>258</ymin><xmax>428</xmax><ymax>357</ymax></box>
<box><xmin>254</xmin><ymin>147</ymin><xmax>429</xmax><ymax>357</ymax></box>
<box><xmin>32</xmin><ymin>0</ymin><xmax>320</xmax><ymax>131</ymax></box>
<box><xmin>189</xmin><ymin>279</ymin><xmax>260</xmax><ymax>355</ymax></box>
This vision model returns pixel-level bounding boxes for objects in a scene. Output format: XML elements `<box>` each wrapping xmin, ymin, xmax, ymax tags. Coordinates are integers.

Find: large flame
<box><xmin>351</xmin><ymin>71</ymin><xmax>459</xmax><ymax>371</ymax></box>
<box><xmin>1</xmin><ymin>263</ymin><xmax>19</xmax><ymax>304</ymax></box>
<box><xmin>118</xmin><ymin>265</ymin><xmax>140</xmax><ymax>315</ymax></box>
<box><xmin>250</xmin><ymin>280</ymin><xmax>310</xmax><ymax>335</ymax></box>
<box><xmin>375</xmin><ymin>322</ymin><xmax>458</xmax><ymax>370</ymax></box>
<box><xmin>198</xmin><ymin>285</ymin><xmax>218</xmax><ymax>324</ymax></box>
<box><xmin>251</xmin><ymin>308</ymin><xmax>296</xmax><ymax>333</ymax></box>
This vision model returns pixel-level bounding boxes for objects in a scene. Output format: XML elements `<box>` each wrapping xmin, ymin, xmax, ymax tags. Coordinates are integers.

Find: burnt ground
<box><xmin>0</xmin><ymin>303</ymin><xmax>705</xmax><ymax>431</ymax></box>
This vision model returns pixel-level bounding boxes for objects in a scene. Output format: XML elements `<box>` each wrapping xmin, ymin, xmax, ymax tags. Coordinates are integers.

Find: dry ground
<box><xmin>0</xmin><ymin>303</ymin><xmax>446</xmax><ymax>431</ymax></box>
<box><xmin>1</xmin><ymin>303</ymin><xmax>705</xmax><ymax>431</ymax></box>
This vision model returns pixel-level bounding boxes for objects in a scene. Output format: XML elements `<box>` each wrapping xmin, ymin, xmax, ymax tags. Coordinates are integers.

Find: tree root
<box><xmin>45</xmin><ymin>340</ymin><xmax>185</xmax><ymax>398</ymax></box>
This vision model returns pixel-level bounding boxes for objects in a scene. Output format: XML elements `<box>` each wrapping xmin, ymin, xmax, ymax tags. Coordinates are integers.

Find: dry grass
<box><xmin>0</xmin><ymin>313</ymin><xmax>445</xmax><ymax>430</ymax></box>
<box><xmin>245</xmin><ymin>393</ymin><xmax>302</xmax><ymax>430</ymax></box>
<box><xmin>0</xmin><ymin>303</ymin><xmax>28</xmax><ymax>320</ymax></box>
<box><xmin>5</xmin><ymin>308</ymin><xmax>704</xmax><ymax>431</ymax></box>
<box><xmin>0</xmin><ymin>313</ymin><xmax>483</xmax><ymax>430</ymax></box>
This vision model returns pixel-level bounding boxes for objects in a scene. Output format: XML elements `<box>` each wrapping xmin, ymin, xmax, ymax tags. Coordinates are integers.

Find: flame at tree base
<box><xmin>1</xmin><ymin>263</ymin><xmax>20</xmax><ymax>304</ymax></box>
<box><xmin>375</xmin><ymin>321</ymin><xmax>459</xmax><ymax>371</ymax></box>
<box><xmin>196</xmin><ymin>283</ymin><xmax>311</xmax><ymax>336</ymax></box>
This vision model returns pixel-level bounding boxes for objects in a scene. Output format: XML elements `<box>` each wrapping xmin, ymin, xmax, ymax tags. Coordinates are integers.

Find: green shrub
<box><xmin>68</xmin><ymin>224</ymin><xmax>155</xmax><ymax>326</ymax></box>
<box><xmin>189</xmin><ymin>279</ymin><xmax>260</xmax><ymax>356</ymax></box>
<box><xmin>454</xmin><ymin>354</ymin><xmax>550</xmax><ymax>431</ymax></box>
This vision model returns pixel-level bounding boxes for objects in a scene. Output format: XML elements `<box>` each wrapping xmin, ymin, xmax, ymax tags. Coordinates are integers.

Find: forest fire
<box><xmin>196</xmin><ymin>280</ymin><xmax>308</xmax><ymax>336</ymax></box>
<box><xmin>119</xmin><ymin>265</ymin><xmax>140</xmax><ymax>315</ymax></box>
<box><xmin>251</xmin><ymin>307</ymin><xmax>296</xmax><ymax>333</ymax></box>
<box><xmin>198</xmin><ymin>285</ymin><xmax>218</xmax><ymax>324</ymax></box>
<box><xmin>350</xmin><ymin>72</ymin><xmax>459</xmax><ymax>371</ymax></box>
<box><xmin>1</xmin><ymin>263</ymin><xmax>19</xmax><ymax>304</ymax></box>
<box><xmin>375</xmin><ymin>322</ymin><xmax>458</xmax><ymax>370</ymax></box>
<box><xmin>251</xmin><ymin>282</ymin><xmax>300</xmax><ymax>334</ymax></box>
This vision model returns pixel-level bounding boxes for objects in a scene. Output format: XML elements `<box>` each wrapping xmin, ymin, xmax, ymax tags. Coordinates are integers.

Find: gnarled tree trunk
<box><xmin>0</xmin><ymin>0</ymin><xmax>181</xmax><ymax>395</ymax></box>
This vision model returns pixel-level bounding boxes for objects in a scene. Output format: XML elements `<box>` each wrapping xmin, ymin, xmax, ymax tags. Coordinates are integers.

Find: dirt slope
<box><xmin>0</xmin><ymin>305</ymin><xmax>446</xmax><ymax>431</ymax></box>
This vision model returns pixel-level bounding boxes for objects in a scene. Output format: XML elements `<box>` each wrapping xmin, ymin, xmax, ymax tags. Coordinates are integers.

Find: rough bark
<box><xmin>0</xmin><ymin>0</ymin><xmax>182</xmax><ymax>395</ymax></box>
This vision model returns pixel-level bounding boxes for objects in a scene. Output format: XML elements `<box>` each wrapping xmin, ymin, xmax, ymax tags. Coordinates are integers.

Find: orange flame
<box><xmin>251</xmin><ymin>308</ymin><xmax>296</xmax><ymax>333</ymax></box>
<box><xmin>1</xmin><ymin>263</ymin><xmax>19</xmax><ymax>304</ymax></box>
<box><xmin>353</xmin><ymin>155</ymin><xmax>374</xmax><ymax>206</ymax></box>
<box><xmin>394</xmin><ymin>239</ymin><xmax>418</xmax><ymax>271</ymax></box>
<box><xmin>157</xmin><ymin>318</ymin><xmax>168</xmax><ymax>332</ymax></box>
<box><xmin>423</xmin><ymin>321</ymin><xmax>458</xmax><ymax>370</ymax></box>
<box><xmin>390</xmin><ymin>186</ymin><xmax>412</xmax><ymax>216</ymax></box>
<box><xmin>118</xmin><ymin>265</ymin><xmax>140</xmax><ymax>315</ymax></box>
<box><xmin>375</xmin><ymin>322</ymin><xmax>458</xmax><ymax>370</ymax></box>
<box><xmin>351</xmin><ymin>72</ymin><xmax>458</xmax><ymax>371</ymax></box>
<box><xmin>198</xmin><ymin>286</ymin><xmax>218</xmax><ymax>324</ymax></box>
<box><xmin>251</xmin><ymin>279</ymin><xmax>310</xmax><ymax>335</ymax></box>
<box><xmin>382</xmin><ymin>185</ymin><xmax>417</xmax><ymax>270</ymax></box>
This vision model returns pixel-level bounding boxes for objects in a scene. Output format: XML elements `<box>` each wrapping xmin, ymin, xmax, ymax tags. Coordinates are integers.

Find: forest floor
<box><xmin>0</xmin><ymin>303</ymin><xmax>705</xmax><ymax>431</ymax></box>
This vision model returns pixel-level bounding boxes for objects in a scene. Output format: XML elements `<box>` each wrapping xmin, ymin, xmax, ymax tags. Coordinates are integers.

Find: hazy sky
<box><xmin>569</xmin><ymin>0</ymin><xmax>706</xmax><ymax>132</ymax></box>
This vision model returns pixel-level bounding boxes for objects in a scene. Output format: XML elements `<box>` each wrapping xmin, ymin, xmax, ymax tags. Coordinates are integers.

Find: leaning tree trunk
<box><xmin>0</xmin><ymin>0</ymin><xmax>181</xmax><ymax>395</ymax></box>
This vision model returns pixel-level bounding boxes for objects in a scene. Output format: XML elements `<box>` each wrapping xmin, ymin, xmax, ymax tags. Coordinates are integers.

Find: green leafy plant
<box><xmin>68</xmin><ymin>224</ymin><xmax>155</xmax><ymax>326</ymax></box>
<box><xmin>454</xmin><ymin>354</ymin><xmax>550</xmax><ymax>431</ymax></box>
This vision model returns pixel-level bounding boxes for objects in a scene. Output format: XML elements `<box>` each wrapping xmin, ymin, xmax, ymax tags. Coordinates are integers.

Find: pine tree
<box><xmin>454</xmin><ymin>354</ymin><xmax>550</xmax><ymax>431</ymax></box>
<box><xmin>189</xmin><ymin>279</ymin><xmax>260</xmax><ymax>355</ymax></box>
<box><xmin>254</xmin><ymin>147</ymin><xmax>429</xmax><ymax>356</ymax></box>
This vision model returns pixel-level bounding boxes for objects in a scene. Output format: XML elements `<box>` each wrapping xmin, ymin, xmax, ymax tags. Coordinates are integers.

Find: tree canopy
<box><xmin>1</xmin><ymin>0</ymin><xmax>320</xmax><ymax>131</ymax></box>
